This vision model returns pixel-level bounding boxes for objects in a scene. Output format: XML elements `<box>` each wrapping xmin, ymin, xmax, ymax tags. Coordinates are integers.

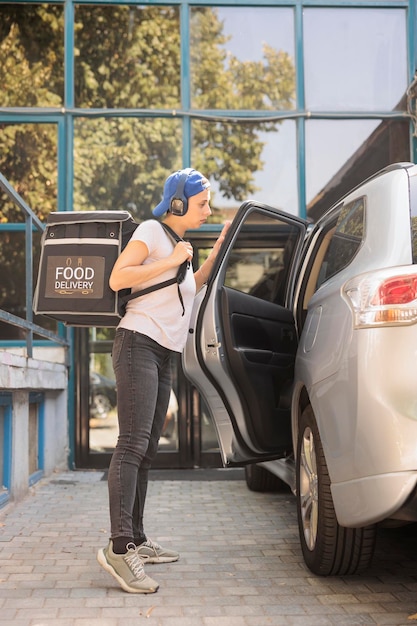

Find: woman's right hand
<box><xmin>171</xmin><ymin>241</ymin><xmax>194</xmax><ymax>266</ymax></box>
<box><xmin>110</xmin><ymin>237</ymin><xmax>193</xmax><ymax>292</ymax></box>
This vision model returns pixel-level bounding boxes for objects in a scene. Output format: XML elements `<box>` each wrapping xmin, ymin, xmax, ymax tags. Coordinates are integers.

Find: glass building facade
<box><xmin>0</xmin><ymin>0</ymin><xmax>416</xmax><ymax>467</ymax></box>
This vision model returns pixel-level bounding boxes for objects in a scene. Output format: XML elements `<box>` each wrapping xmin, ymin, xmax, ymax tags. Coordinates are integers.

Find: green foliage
<box><xmin>190</xmin><ymin>8</ymin><xmax>295</xmax><ymax>202</ymax></box>
<box><xmin>0</xmin><ymin>4</ymin><xmax>295</xmax><ymax>222</ymax></box>
<box><xmin>412</xmin><ymin>216</ymin><xmax>417</xmax><ymax>263</ymax></box>
<box><xmin>0</xmin><ymin>4</ymin><xmax>64</xmax><ymax>106</ymax></box>
<box><xmin>73</xmin><ymin>117</ymin><xmax>182</xmax><ymax>219</ymax></box>
<box><xmin>0</xmin><ymin>124</ymin><xmax>58</xmax><ymax>223</ymax></box>
<box><xmin>0</xmin><ymin>4</ymin><xmax>295</xmax><ymax>329</ymax></box>
<box><xmin>0</xmin><ymin>5</ymin><xmax>62</xmax><ymax>223</ymax></box>
<box><xmin>75</xmin><ymin>5</ymin><xmax>181</xmax><ymax>109</ymax></box>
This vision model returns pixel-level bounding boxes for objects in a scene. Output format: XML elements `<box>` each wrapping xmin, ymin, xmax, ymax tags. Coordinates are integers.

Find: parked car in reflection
<box><xmin>183</xmin><ymin>162</ymin><xmax>417</xmax><ymax>576</ymax></box>
<box><xmin>90</xmin><ymin>372</ymin><xmax>117</xmax><ymax>419</ymax></box>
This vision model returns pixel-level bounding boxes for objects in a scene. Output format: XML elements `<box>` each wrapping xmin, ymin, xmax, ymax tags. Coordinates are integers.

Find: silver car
<box><xmin>183</xmin><ymin>162</ymin><xmax>417</xmax><ymax>576</ymax></box>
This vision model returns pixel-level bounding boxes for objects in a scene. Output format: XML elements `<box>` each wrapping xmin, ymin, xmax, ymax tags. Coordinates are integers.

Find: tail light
<box><xmin>343</xmin><ymin>266</ymin><xmax>417</xmax><ymax>328</ymax></box>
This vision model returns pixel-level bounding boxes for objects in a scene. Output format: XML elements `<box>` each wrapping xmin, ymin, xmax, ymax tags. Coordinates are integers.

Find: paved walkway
<box><xmin>0</xmin><ymin>469</ymin><xmax>416</xmax><ymax>626</ymax></box>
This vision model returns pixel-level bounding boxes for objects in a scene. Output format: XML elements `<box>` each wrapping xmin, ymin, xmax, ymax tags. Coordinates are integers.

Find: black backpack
<box><xmin>33</xmin><ymin>211</ymin><xmax>189</xmax><ymax>327</ymax></box>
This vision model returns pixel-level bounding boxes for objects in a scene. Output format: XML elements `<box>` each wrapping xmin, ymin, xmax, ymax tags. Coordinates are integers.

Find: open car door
<box><xmin>183</xmin><ymin>201</ymin><xmax>307</xmax><ymax>466</ymax></box>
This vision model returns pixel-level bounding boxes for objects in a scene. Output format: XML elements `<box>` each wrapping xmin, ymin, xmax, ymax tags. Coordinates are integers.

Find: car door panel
<box><xmin>183</xmin><ymin>202</ymin><xmax>307</xmax><ymax>465</ymax></box>
<box><xmin>220</xmin><ymin>287</ymin><xmax>297</xmax><ymax>452</ymax></box>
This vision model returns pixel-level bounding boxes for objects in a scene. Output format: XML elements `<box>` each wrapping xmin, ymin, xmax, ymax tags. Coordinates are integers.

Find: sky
<box><xmin>208</xmin><ymin>6</ymin><xmax>408</xmax><ymax>216</ymax></box>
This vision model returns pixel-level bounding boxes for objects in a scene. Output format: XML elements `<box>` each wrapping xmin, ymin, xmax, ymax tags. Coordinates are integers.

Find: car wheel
<box><xmin>296</xmin><ymin>404</ymin><xmax>376</xmax><ymax>576</ymax></box>
<box><xmin>245</xmin><ymin>464</ymin><xmax>287</xmax><ymax>492</ymax></box>
<box><xmin>91</xmin><ymin>393</ymin><xmax>112</xmax><ymax>419</ymax></box>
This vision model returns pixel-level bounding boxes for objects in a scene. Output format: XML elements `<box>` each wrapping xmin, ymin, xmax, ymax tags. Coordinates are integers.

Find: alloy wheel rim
<box><xmin>299</xmin><ymin>426</ymin><xmax>319</xmax><ymax>551</ymax></box>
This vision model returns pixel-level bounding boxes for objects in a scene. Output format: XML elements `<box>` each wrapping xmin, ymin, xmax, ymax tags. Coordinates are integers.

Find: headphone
<box><xmin>168</xmin><ymin>169</ymin><xmax>192</xmax><ymax>216</ymax></box>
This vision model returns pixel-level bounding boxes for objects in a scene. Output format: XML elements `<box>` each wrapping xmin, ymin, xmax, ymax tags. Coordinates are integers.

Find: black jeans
<box><xmin>108</xmin><ymin>328</ymin><xmax>172</xmax><ymax>543</ymax></box>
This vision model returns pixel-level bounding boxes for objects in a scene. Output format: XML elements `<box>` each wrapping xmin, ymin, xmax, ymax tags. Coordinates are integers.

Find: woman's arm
<box><xmin>109</xmin><ymin>239</ymin><xmax>193</xmax><ymax>292</ymax></box>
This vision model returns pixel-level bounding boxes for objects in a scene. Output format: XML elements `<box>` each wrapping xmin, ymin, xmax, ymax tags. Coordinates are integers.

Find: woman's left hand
<box><xmin>195</xmin><ymin>221</ymin><xmax>232</xmax><ymax>291</ymax></box>
<box><xmin>211</xmin><ymin>220</ymin><xmax>232</xmax><ymax>260</ymax></box>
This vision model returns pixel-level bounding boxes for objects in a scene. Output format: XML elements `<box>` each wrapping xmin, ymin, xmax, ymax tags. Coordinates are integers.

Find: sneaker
<box><xmin>136</xmin><ymin>538</ymin><xmax>179</xmax><ymax>564</ymax></box>
<box><xmin>97</xmin><ymin>540</ymin><xmax>159</xmax><ymax>594</ymax></box>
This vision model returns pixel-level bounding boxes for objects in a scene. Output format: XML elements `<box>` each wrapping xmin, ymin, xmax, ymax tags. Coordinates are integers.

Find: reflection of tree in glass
<box><xmin>411</xmin><ymin>217</ymin><xmax>417</xmax><ymax>263</ymax></box>
<box><xmin>0</xmin><ymin>3</ymin><xmax>63</xmax><ymax>223</ymax></box>
<box><xmin>191</xmin><ymin>8</ymin><xmax>295</xmax><ymax>203</ymax></box>
<box><xmin>317</xmin><ymin>199</ymin><xmax>365</xmax><ymax>288</ymax></box>
<box><xmin>0</xmin><ymin>4</ymin><xmax>295</xmax><ymax>222</ymax></box>
<box><xmin>0</xmin><ymin>4</ymin><xmax>295</xmax><ymax>333</ymax></box>
<box><xmin>336</xmin><ymin>199</ymin><xmax>365</xmax><ymax>238</ymax></box>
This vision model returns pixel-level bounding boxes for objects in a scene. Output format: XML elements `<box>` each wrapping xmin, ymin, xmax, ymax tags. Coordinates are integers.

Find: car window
<box><xmin>223</xmin><ymin>209</ymin><xmax>302</xmax><ymax>306</ymax></box>
<box><xmin>409</xmin><ymin>173</ymin><xmax>417</xmax><ymax>264</ymax></box>
<box><xmin>315</xmin><ymin>197</ymin><xmax>365</xmax><ymax>290</ymax></box>
<box><xmin>411</xmin><ymin>218</ymin><xmax>417</xmax><ymax>264</ymax></box>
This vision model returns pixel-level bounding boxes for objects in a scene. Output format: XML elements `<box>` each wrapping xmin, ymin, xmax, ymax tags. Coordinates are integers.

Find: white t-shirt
<box><xmin>118</xmin><ymin>219</ymin><xmax>196</xmax><ymax>352</ymax></box>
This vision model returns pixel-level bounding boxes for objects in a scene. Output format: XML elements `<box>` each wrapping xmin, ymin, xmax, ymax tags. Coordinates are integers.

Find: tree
<box><xmin>0</xmin><ymin>4</ymin><xmax>295</xmax><ymax>221</ymax></box>
<box><xmin>0</xmin><ymin>5</ymin><xmax>62</xmax><ymax>223</ymax></box>
<box><xmin>190</xmin><ymin>8</ymin><xmax>294</xmax><ymax>202</ymax></box>
<box><xmin>71</xmin><ymin>5</ymin><xmax>295</xmax><ymax>217</ymax></box>
<box><xmin>0</xmin><ymin>4</ymin><xmax>295</xmax><ymax>332</ymax></box>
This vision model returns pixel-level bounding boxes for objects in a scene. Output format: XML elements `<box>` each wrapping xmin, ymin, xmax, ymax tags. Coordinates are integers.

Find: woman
<box><xmin>97</xmin><ymin>168</ymin><xmax>230</xmax><ymax>594</ymax></box>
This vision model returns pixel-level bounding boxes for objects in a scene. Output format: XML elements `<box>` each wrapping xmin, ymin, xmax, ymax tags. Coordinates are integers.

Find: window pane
<box><xmin>0</xmin><ymin>406</ymin><xmax>4</xmax><ymax>490</ymax></box>
<box><xmin>75</xmin><ymin>5</ymin><xmax>180</xmax><ymax>109</ymax></box>
<box><xmin>304</xmin><ymin>8</ymin><xmax>407</xmax><ymax>111</ymax></box>
<box><xmin>409</xmin><ymin>174</ymin><xmax>417</xmax><ymax>264</ymax></box>
<box><xmin>0</xmin><ymin>226</ymin><xmax>56</xmax><ymax>339</ymax></box>
<box><xmin>0</xmin><ymin>124</ymin><xmax>58</xmax><ymax>223</ymax></box>
<box><xmin>0</xmin><ymin>4</ymin><xmax>64</xmax><ymax>107</ymax></box>
<box><xmin>88</xmin><ymin>351</ymin><xmax>179</xmax><ymax>453</ymax></box>
<box><xmin>0</xmin><ymin>231</ymin><xmax>43</xmax><ymax>340</ymax></box>
<box><xmin>89</xmin><ymin>353</ymin><xmax>117</xmax><ymax>453</ymax></box>
<box><xmin>316</xmin><ymin>198</ymin><xmax>365</xmax><ymax>290</ymax></box>
<box><xmin>74</xmin><ymin>117</ymin><xmax>182</xmax><ymax>219</ymax></box>
<box><xmin>29</xmin><ymin>402</ymin><xmax>39</xmax><ymax>475</ymax></box>
<box><xmin>190</xmin><ymin>7</ymin><xmax>295</xmax><ymax>111</ymax></box>
<box><xmin>411</xmin><ymin>216</ymin><xmax>417</xmax><ymax>265</ymax></box>
<box><xmin>306</xmin><ymin>119</ymin><xmax>410</xmax><ymax>220</ymax></box>
<box><xmin>224</xmin><ymin>211</ymin><xmax>302</xmax><ymax>306</ymax></box>
<box><xmin>160</xmin><ymin>358</ymin><xmax>179</xmax><ymax>452</ymax></box>
<box><xmin>192</xmin><ymin>119</ymin><xmax>297</xmax><ymax>217</ymax></box>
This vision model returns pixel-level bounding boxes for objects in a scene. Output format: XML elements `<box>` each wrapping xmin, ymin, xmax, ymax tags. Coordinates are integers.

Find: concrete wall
<box><xmin>0</xmin><ymin>349</ymin><xmax>69</xmax><ymax>505</ymax></box>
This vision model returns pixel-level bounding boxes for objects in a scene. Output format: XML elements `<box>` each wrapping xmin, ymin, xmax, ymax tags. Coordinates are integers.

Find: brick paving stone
<box><xmin>0</xmin><ymin>470</ymin><xmax>416</xmax><ymax>626</ymax></box>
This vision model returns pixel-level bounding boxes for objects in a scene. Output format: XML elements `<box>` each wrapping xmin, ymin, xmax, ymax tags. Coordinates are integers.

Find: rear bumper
<box><xmin>331</xmin><ymin>471</ymin><xmax>417</xmax><ymax>527</ymax></box>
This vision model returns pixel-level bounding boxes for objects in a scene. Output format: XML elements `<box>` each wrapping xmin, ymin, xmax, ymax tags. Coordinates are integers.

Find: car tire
<box><xmin>245</xmin><ymin>464</ymin><xmax>287</xmax><ymax>492</ymax></box>
<box><xmin>296</xmin><ymin>404</ymin><xmax>376</xmax><ymax>576</ymax></box>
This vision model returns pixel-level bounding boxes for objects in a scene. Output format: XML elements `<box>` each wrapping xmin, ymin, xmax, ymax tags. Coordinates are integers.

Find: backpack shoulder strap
<box><xmin>119</xmin><ymin>220</ymin><xmax>190</xmax><ymax>310</ymax></box>
<box><xmin>159</xmin><ymin>221</ymin><xmax>181</xmax><ymax>243</ymax></box>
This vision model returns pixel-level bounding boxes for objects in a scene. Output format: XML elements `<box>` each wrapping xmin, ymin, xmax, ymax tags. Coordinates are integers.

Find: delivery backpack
<box><xmin>33</xmin><ymin>210</ymin><xmax>188</xmax><ymax>327</ymax></box>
